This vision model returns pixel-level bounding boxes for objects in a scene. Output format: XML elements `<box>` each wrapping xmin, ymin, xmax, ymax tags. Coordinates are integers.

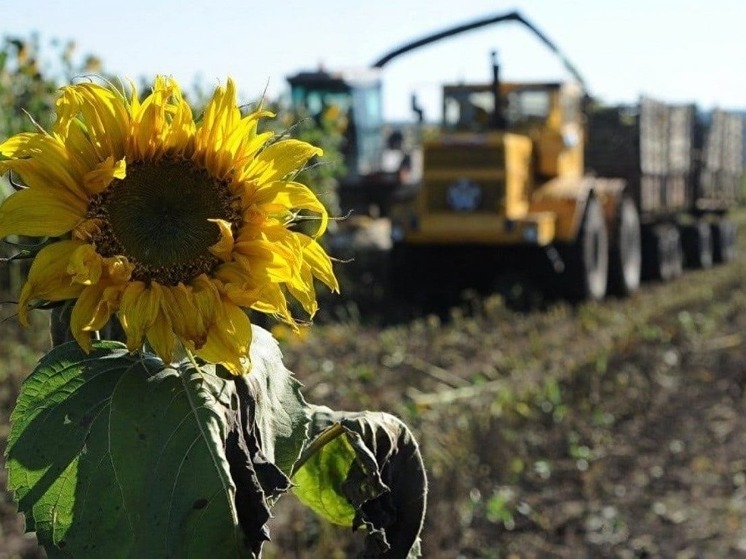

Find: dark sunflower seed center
<box><xmin>87</xmin><ymin>158</ymin><xmax>240</xmax><ymax>285</ymax></box>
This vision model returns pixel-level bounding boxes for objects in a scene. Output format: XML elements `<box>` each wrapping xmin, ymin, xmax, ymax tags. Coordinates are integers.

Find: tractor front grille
<box><xmin>424</xmin><ymin>143</ymin><xmax>505</xmax><ymax>170</ymax></box>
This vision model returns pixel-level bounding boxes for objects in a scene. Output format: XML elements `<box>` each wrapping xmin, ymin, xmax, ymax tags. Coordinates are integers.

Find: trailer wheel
<box><xmin>608</xmin><ymin>196</ymin><xmax>641</xmax><ymax>296</ymax></box>
<box><xmin>642</xmin><ymin>224</ymin><xmax>683</xmax><ymax>281</ymax></box>
<box><xmin>667</xmin><ymin>226</ymin><xmax>684</xmax><ymax>279</ymax></box>
<box><xmin>561</xmin><ymin>196</ymin><xmax>608</xmax><ymax>300</ymax></box>
<box><xmin>681</xmin><ymin>221</ymin><xmax>713</xmax><ymax>269</ymax></box>
<box><xmin>711</xmin><ymin>218</ymin><xmax>737</xmax><ymax>263</ymax></box>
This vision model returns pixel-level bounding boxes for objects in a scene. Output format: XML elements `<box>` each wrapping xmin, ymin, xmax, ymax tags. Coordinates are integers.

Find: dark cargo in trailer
<box><xmin>585</xmin><ymin>98</ymin><xmax>742</xmax><ymax>278</ymax></box>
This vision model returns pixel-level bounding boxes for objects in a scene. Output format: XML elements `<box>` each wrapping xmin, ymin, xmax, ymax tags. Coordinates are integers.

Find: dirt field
<box><xmin>2</xmin><ymin>213</ymin><xmax>746</xmax><ymax>558</ymax></box>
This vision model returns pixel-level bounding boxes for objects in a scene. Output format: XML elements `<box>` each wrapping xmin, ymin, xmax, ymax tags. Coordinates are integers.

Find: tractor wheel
<box><xmin>711</xmin><ymin>218</ymin><xmax>737</xmax><ymax>264</ymax></box>
<box><xmin>642</xmin><ymin>224</ymin><xmax>683</xmax><ymax>281</ymax></box>
<box><xmin>389</xmin><ymin>243</ymin><xmax>415</xmax><ymax>298</ymax></box>
<box><xmin>608</xmin><ymin>196</ymin><xmax>641</xmax><ymax>296</ymax></box>
<box><xmin>681</xmin><ymin>221</ymin><xmax>713</xmax><ymax>269</ymax></box>
<box><xmin>560</xmin><ymin>196</ymin><xmax>608</xmax><ymax>300</ymax></box>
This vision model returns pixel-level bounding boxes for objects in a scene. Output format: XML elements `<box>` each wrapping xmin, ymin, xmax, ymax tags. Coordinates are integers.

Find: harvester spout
<box><xmin>370</xmin><ymin>10</ymin><xmax>587</xmax><ymax>91</ymax></box>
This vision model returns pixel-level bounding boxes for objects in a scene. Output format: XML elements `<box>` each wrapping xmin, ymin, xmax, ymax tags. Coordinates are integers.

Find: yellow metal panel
<box><xmin>529</xmin><ymin>197</ymin><xmax>579</xmax><ymax>241</ymax></box>
<box><xmin>426</xmin><ymin>170</ymin><xmax>505</xmax><ymax>181</ymax></box>
<box><xmin>504</xmin><ymin>133</ymin><xmax>532</xmax><ymax>219</ymax></box>
<box><xmin>406</xmin><ymin>212</ymin><xmax>556</xmax><ymax>246</ymax></box>
<box><xmin>556</xmin><ymin>127</ymin><xmax>584</xmax><ymax>178</ymax></box>
<box><xmin>530</xmin><ymin>176</ymin><xmax>593</xmax><ymax>242</ymax></box>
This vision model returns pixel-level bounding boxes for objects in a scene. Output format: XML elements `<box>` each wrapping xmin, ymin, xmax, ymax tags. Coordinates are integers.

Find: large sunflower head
<box><xmin>0</xmin><ymin>76</ymin><xmax>338</xmax><ymax>374</ymax></box>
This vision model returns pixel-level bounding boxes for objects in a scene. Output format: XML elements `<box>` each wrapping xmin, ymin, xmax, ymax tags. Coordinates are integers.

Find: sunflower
<box><xmin>0</xmin><ymin>76</ymin><xmax>338</xmax><ymax>374</ymax></box>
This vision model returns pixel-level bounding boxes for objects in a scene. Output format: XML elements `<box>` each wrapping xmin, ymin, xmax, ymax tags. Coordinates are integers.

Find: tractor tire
<box><xmin>681</xmin><ymin>221</ymin><xmax>714</xmax><ymax>269</ymax></box>
<box><xmin>560</xmin><ymin>196</ymin><xmax>608</xmax><ymax>301</ymax></box>
<box><xmin>607</xmin><ymin>196</ymin><xmax>641</xmax><ymax>296</ymax></box>
<box><xmin>642</xmin><ymin>224</ymin><xmax>683</xmax><ymax>281</ymax></box>
<box><xmin>711</xmin><ymin>218</ymin><xmax>737</xmax><ymax>264</ymax></box>
<box><xmin>389</xmin><ymin>243</ymin><xmax>415</xmax><ymax>298</ymax></box>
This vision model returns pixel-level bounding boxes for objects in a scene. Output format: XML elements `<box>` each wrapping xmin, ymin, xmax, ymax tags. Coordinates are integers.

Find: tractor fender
<box><xmin>530</xmin><ymin>176</ymin><xmax>626</xmax><ymax>243</ymax></box>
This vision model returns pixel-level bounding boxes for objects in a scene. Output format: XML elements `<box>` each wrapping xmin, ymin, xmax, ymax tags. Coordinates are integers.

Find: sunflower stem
<box><xmin>183</xmin><ymin>344</ymin><xmax>202</xmax><ymax>373</ymax></box>
<box><xmin>292</xmin><ymin>422</ymin><xmax>346</xmax><ymax>476</ymax></box>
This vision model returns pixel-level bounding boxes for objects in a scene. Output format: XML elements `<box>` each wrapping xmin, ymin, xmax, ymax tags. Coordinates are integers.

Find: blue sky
<box><xmin>5</xmin><ymin>1</ymin><xmax>746</xmax><ymax>120</ymax></box>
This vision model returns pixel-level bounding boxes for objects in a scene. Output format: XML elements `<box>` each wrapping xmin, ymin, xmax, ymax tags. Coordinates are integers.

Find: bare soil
<box><xmin>2</xmin><ymin>214</ymin><xmax>746</xmax><ymax>558</ymax></box>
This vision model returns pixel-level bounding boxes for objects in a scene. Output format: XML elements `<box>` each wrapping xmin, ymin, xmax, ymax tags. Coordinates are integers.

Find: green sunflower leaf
<box><xmin>291</xmin><ymin>405</ymin><xmax>428</xmax><ymax>558</ymax></box>
<box><xmin>5</xmin><ymin>333</ymin><xmax>302</xmax><ymax>559</ymax></box>
<box><xmin>238</xmin><ymin>326</ymin><xmax>310</xmax><ymax>479</ymax></box>
<box><xmin>291</xmin><ymin>423</ymin><xmax>359</xmax><ymax>526</ymax></box>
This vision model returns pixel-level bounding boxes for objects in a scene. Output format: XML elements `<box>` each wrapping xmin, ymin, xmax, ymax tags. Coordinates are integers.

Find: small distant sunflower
<box><xmin>0</xmin><ymin>76</ymin><xmax>338</xmax><ymax>374</ymax></box>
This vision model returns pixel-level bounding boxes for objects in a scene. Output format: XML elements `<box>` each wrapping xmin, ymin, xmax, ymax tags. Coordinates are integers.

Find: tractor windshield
<box><xmin>289</xmin><ymin>81</ymin><xmax>383</xmax><ymax>177</ymax></box>
<box><xmin>443</xmin><ymin>89</ymin><xmax>494</xmax><ymax>132</ymax></box>
<box><xmin>504</xmin><ymin>88</ymin><xmax>551</xmax><ymax>127</ymax></box>
<box><xmin>442</xmin><ymin>85</ymin><xmax>553</xmax><ymax>132</ymax></box>
<box><xmin>290</xmin><ymin>86</ymin><xmax>354</xmax><ymax>122</ymax></box>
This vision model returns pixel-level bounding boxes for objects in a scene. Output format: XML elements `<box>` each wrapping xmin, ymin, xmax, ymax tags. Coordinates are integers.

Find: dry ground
<box><xmin>2</xmin><ymin>214</ymin><xmax>746</xmax><ymax>558</ymax></box>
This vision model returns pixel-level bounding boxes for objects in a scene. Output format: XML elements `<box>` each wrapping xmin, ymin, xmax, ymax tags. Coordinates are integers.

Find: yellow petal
<box><xmin>287</xmin><ymin>263</ymin><xmax>318</xmax><ymax>317</ymax></box>
<box><xmin>126</xmin><ymin>78</ymin><xmax>142</xmax><ymax>116</ymax></box>
<box><xmin>0</xmin><ymin>132</ymin><xmax>34</xmax><ymax>157</ymax></box>
<box><xmin>299</xmin><ymin>235</ymin><xmax>339</xmax><ymax>292</ymax></box>
<box><xmin>52</xmin><ymin>87</ymin><xmax>81</xmax><ymax>139</ymax></box>
<box><xmin>251</xmin><ymin>181</ymin><xmax>329</xmax><ymax>237</ymax></box>
<box><xmin>234</xmin><ymin>226</ymin><xmax>303</xmax><ymax>283</ymax></box>
<box><xmin>196</xmin><ymin>298</ymin><xmax>252</xmax><ymax>375</ymax></box>
<box><xmin>193</xmin><ymin>78</ymin><xmax>241</xmax><ymax>173</ymax></box>
<box><xmin>119</xmin><ymin>280</ymin><xmax>177</xmax><ymax>364</ymax></box>
<box><xmin>102</xmin><ymin>255</ymin><xmax>134</xmax><ymax>283</ymax></box>
<box><xmin>0</xmin><ymin>185</ymin><xmax>86</xmax><ymax>238</ymax></box>
<box><xmin>119</xmin><ymin>280</ymin><xmax>177</xmax><ymax>363</ymax></box>
<box><xmin>249</xmin><ymin>283</ymin><xmax>293</xmax><ymax>324</ymax></box>
<box><xmin>17</xmin><ymin>240</ymin><xmax>86</xmax><ymax>325</ymax></box>
<box><xmin>130</xmin><ymin>77</ymin><xmax>181</xmax><ymax>160</ymax></box>
<box><xmin>253</xmin><ymin>179</ymin><xmax>326</xmax><ymax>211</ymax></box>
<box><xmin>70</xmin><ymin>283</ymin><xmax>121</xmax><ymax>352</ymax></box>
<box><xmin>234</xmin><ymin>250</ymin><xmax>295</xmax><ymax>284</ymax></box>
<box><xmin>221</xmin><ymin>282</ymin><xmax>262</xmax><ymax>309</ymax></box>
<box><xmin>161</xmin><ymin>283</ymin><xmax>209</xmax><ymax>349</ymax></box>
<box><xmin>73</xmin><ymin>82</ymin><xmax>130</xmax><ymax>160</ymax></box>
<box><xmin>211</xmin><ymin>105</ymin><xmax>275</xmax><ymax>179</ymax></box>
<box><xmin>166</xmin><ymin>96</ymin><xmax>196</xmax><ymax>155</ymax></box>
<box><xmin>208</xmin><ymin>219</ymin><xmax>235</xmax><ymax>262</ymax></box>
<box><xmin>0</xmin><ymin>133</ymin><xmax>88</xmax><ymax>200</ymax></box>
<box><xmin>146</xmin><ymin>308</ymin><xmax>176</xmax><ymax>364</ymax></box>
<box><xmin>232</xmin><ymin>129</ymin><xmax>275</xmax><ymax>175</ymax></box>
<box><xmin>191</xmin><ymin>275</ymin><xmax>221</xmax><ymax>326</ymax></box>
<box><xmin>118</xmin><ymin>281</ymin><xmax>159</xmax><ymax>352</ymax></box>
<box><xmin>72</xmin><ymin>218</ymin><xmax>104</xmax><ymax>243</ymax></box>
<box><xmin>249</xmin><ymin>139</ymin><xmax>322</xmax><ymax>184</ymax></box>
<box><xmin>142</xmin><ymin>77</ymin><xmax>195</xmax><ymax>155</ymax></box>
<box><xmin>84</xmin><ymin>156</ymin><xmax>127</xmax><ymax>195</ymax></box>
<box><xmin>52</xmin><ymin>89</ymin><xmax>100</xmax><ymax>172</ymax></box>
<box><xmin>67</xmin><ymin>244</ymin><xmax>103</xmax><ymax>286</ymax></box>
<box><xmin>213</xmin><ymin>263</ymin><xmax>262</xmax><ymax>307</ymax></box>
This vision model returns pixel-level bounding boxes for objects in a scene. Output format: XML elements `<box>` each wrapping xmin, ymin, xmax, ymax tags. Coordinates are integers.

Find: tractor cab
<box><xmin>440</xmin><ymin>80</ymin><xmax>585</xmax><ymax>180</ymax></box>
<box><xmin>287</xmin><ymin>68</ymin><xmax>385</xmax><ymax>179</ymax></box>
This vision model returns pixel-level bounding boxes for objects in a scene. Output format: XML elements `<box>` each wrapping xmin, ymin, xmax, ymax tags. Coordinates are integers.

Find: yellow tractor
<box><xmin>390</xmin><ymin>43</ymin><xmax>741</xmax><ymax>301</ymax></box>
<box><xmin>390</xmin><ymin>60</ymin><xmax>630</xmax><ymax>300</ymax></box>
